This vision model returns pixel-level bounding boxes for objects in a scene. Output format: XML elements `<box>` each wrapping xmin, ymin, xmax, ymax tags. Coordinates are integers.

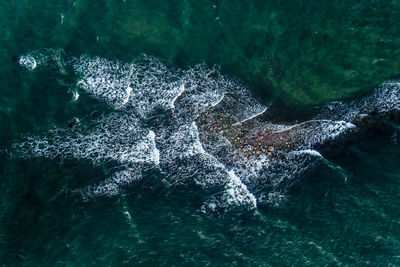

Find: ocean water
<box><xmin>1</xmin><ymin>1</ymin><xmax>400</xmax><ymax>266</ymax></box>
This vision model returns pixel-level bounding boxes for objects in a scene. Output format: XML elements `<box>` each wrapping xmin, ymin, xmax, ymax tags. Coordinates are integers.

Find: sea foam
<box><xmin>14</xmin><ymin>49</ymin><xmax>400</xmax><ymax>211</ymax></box>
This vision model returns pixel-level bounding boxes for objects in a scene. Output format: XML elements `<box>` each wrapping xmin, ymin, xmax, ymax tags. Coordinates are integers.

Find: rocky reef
<box><xmin>13</xmin><ymin>50</ymin><xmax>400</xmax><ymax>208</ymax></box>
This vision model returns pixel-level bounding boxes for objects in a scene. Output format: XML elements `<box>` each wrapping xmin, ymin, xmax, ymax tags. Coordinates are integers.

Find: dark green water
<box><xmin>1</xmin><ymin>0</ymin><xmax>400</xmax><ymax>266</ymax></box>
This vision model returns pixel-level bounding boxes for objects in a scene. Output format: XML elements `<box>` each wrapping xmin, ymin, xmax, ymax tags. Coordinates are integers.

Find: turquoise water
<box><xmin>1</xmin><ymin>1</ymin><xmax>400</xmax><ymax>266</ymax></box>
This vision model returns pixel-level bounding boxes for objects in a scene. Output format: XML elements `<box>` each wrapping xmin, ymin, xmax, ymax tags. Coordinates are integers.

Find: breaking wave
<box><xmin>11</xmin><ymin>49</ymin><xmax>400</xmax><ymax>211</ymax></box>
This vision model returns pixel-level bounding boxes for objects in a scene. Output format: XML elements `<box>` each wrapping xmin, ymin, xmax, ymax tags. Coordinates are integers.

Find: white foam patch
<box><xmin>19</xmin><ymin>55</ymin><xmax>36</xmax><ymax>70</ymax></box>
<box><xmin>19</xmin><ymin>49</ymin><xmax>66</xmax><ymax>73</ymax></box>
<box><xmin>118</xmin><ymin>130</ymin><xmax>160</xmax><ymax>165</ymax></box>
<box><xmin>157</xmin><ymin>122</ymin><xmax>206</xmax><ymax>159</ymax></box>
<box><xmin>209</xmin><ymin>85</ymin><xmax>269</xmax><ymax>125</ymax></box>
<box><xmin>292</xmin><ymin>149</ymin><xmax>323</xmax><ymax>158</ymax></box>
<box><xmin>283</xmin><ymin>120</ymin><xmax>356</xmax><ymax>148</ymax></box>
<box><xmin>12</xmin><ymin>112</ymin><xmax>156</xmax><ymax>166</ymax></box>
<box><xmin>80</xmin><ymin>167</ymin><xmax>143</xmax><ymax>201</ymax></box>
<box><xmin>233</xmin><ymin>106</ymin><xmax>268</xmax><ymax>126</ymax></box>
<box><xmin>177</xmin><ymin>66</ymin><xmax>227</xmax><ymax>112</ymax></box>
<box><xmin>120</xmin><ymin>86</ymin><xmax>132</xmax><ymax>108</ymax></box>
<box><xmin>223</xmin><ymin>170</ymin><xmax>257</xmax><ymax>208</ymax></box>
<box><xmin>73</xmin><ymin>56</ymin><xmax>134</xmax><ymax>108</ymax></box>
<box><xmin>71</xmin><ymin>55</ymin><xmax>228</xmax><ymax>117</ymax></box>
<box><xmin>319</xmin><ymin>80</ymin><xmax>400</xmax><ymax>122</ymax></box>
<box><xmin>148</xmin><ymin>130</ymin><xmax>160</xmax><ymax>165</ymax></box>
<box><xmin>361</xmin><ymin>80</ymin><xmax>400</xmax><ymax>113</ymax></box>
<box><xmin>72</xmin><ymin>91</ymin><xmax>79</xmax><ymax>102</ymax></box>
<box><xmin>80</xmin><ymin>181</ymin><xmax>119</xmax><ymax>200</ymax></box>
<box><xmin>170</xmin><ymin>84</ymin><xmax>186</xmax><ymax>108</ymax></box>
<box><xmin>154</xmin><ymin>120</ymin><xmax>228</xmax><ymax>188</ymax></box>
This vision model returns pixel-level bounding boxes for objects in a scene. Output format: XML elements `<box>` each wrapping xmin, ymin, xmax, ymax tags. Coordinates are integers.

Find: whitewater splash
<box><xmin>13</xmin><ymin>49</ymin><xmax>400</xmax><ymax>211</ymax></box>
